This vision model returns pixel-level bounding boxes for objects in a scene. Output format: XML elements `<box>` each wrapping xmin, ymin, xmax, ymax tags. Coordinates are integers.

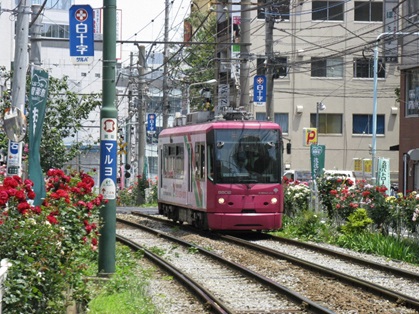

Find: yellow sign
<box><xmin>363</xmin><ymin>159</ymin><xmax>372</xmax><ymax>173</ymax></box>
<box><xmin>303</xmin><ymin>128</ymin><xmax>318</xmax><ymax>146</ymax></box>
<box><xmin>353</xmin><ymin>158</ymin><xmax>362</xmax><ymax>172</ymax></box>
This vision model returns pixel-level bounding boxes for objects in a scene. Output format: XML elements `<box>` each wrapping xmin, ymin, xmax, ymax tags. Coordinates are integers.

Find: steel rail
<box><xmin>117</xmin><ymin>217</ymin><xmax>335</xmax><ymax>314</ymax></box>
<box><xmin>264</xmin><ymin>233</ymin><xmax>419</xmax><ymax>281</ymax></box>
<box><xmin>220</xmin><ymin>234</ymin><xmax>419</xmax><ymax>312</ymax></box>
<box><xmin>116</xmin><ymin>234</ymin><xmax>232</xmax><ymax>314</ymax></box>
<box><xmin>128</xmin><ymin>212</ymin><xmax>419</xmax><ymax>311</ymax></box>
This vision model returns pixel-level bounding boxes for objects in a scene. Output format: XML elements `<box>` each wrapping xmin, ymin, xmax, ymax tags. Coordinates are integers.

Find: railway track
<box><xmin>116</xmin><ymin>217</ymin><xmax>333</xmax><ymax>313</ymax></box>
<box><xmin>117</xmin><ymin>213</ymin><xmax>419</xmax><ymax>313</ymax></box>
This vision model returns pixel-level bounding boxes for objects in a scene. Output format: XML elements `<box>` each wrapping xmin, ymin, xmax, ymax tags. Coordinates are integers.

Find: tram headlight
<box><xmin>218</xmin><ymin>198</ymin><xmax>225</xmax><ymax>204</ymax></box>
<box><xmin>271</xmin><ymin>197</ymin><xmax>278</xmax><ymax>205</ymax></box>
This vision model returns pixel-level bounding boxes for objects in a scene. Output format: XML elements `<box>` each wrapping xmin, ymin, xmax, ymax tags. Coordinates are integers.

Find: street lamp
<box><xmin>187</xmin><ymin>79</ymin><xmax>217</xmax><ymax>114</ymax></box>
<box><xmin>316</xmin><ymin>102</ymin><xmax>326</xmax><ymax>131</ymax></box>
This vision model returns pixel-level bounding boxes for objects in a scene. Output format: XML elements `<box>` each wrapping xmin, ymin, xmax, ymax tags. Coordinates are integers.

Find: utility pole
<box><xmin>7</xmin><ymin>0</ymin><xmax>29</xmax><ymax>177</ymax></box>
<box><xmin>239</xmin><ymin>1</ymin><xmax>250</xmax><ymax>110</ymax></box>
<box><xmin>124</xmin><ymin>52</ymin><xmax>134</xmax><ymax>188</ymax></box>
<box><xmin>29</xmin><ymin>4</ymin><xmax>43</xmax><ymax>66</ymax></box>
<box><xmin>265</xmin><ymin>1</ymin><xmax>275</xmax><ymax>121</ymax></box>
<box><xmin>137</xmin><ymin>45</ymin><xmax>146</xmax><ymax>204</ymax></box>
<box><xmin>162</xmin><ymin>0</ymin><xmax>170</xmax><ymax>128</ymax></box>
<box><xmin>98</xmin><ymin>0</ymin><xmax>117</xmax><ymax>275</ymax></box>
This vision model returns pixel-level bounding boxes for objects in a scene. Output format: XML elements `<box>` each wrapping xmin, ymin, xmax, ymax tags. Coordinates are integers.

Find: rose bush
<box><xmin>117</xmin><ymin>175</ymin><xmax>158</xmax><ymax>206</ymax></box>
<box><xmin>0</xmin><ymin>169</ymin><xmax>106</xmax><ymax>313</ymax></box>
<box><xmin>283</xmin><ymin>180</ymin><xmax>311</xmax><ymax>217</ymax></box>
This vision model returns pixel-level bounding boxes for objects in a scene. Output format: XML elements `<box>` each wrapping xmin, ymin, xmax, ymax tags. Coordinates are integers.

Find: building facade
<box><xmin>399</xmin><ymin>0</ymin><xmax>419</xmax><ymax>192</ymax></box>
<box><xmin>247</xmin><ymin>0</ymin><xmax>400</xmax><ymax>180</ymax></box>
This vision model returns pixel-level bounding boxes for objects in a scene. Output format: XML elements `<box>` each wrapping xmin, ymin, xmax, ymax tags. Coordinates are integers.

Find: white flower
<box><xmin>1</xmin><ymin>259</ymin><xmax>12</xmax><ymax>268</ymax></box>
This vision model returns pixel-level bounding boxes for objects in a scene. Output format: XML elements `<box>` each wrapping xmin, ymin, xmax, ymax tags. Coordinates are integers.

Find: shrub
<box><xmin>283</xmin><ymin>181</ymin><xmax>311</xmax><ymax>216</ymax></box>
<box><xmin>0</xmin><ymin>170</ymin><xmax>105</xmax><ymax>313</ymax></box>
<box><xmin>117</xmin><ymin>176</ymin><xmax>158</xmax><ymax>206</ymax></box>
<box><xmin>340</xmin><ymin>208</ymin><xmax>373</xmax><ymax>235</ymax></box>
<box><xmin>316</xmin><ymin>174</ymin><xmax>355</xmax><ymax>220</ymax></box>
<box><xmin>279</xmin><ymin>211</ymin><xmax>330</xmax><ymax>242</ymax></box>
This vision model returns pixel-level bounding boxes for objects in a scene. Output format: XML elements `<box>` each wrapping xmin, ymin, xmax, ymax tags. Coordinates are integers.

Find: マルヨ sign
<box><xmin>69</xmin><ymin>5</ymin><xmax>94</xmax><ymax>65</ymax></box>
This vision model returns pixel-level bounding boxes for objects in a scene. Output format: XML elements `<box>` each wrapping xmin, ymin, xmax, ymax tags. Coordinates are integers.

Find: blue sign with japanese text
<box><xmin>147</xmin><ymin>113</ymin><xmax>156</xmax><ymax>133</ymax></box>
<box><xmin>253</xmin><ymin>75</ymin><xmax>266</xmax><ymax>106</ymax></box>
<box><xmin>69</xmin><ymin>5</ymin><xmax>94</xmax><ymax>65</ymax></box>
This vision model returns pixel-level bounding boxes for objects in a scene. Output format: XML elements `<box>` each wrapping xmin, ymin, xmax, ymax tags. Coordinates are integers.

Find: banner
<box><xmin>377</xmin><ymin>158</ymin><xmax>390</xmax><ymax>191</ymax></box>
<box><xmin>310</xmin><ymin>144</ymin><xmax>325</xmax><ymax>179</ymax></box>
<box><xmin>28</xmin><ymin>66</ymin><xmax>49</xmax><ymax>205</ymax></box>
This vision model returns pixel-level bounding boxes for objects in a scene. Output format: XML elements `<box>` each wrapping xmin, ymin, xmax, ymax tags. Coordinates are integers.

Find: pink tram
<box><xmin>157</xmin><ymin>114</ymin><xmax>284</xmax><ymax>231</ymax></box>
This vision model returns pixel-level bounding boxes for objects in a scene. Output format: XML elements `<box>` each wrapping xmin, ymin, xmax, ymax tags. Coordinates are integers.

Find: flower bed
<box><xmin>284</xmin><ymin>174</ymin><xmax>419</xmax><ymax>238</ymax></box>
<box><xmin>0</xmin><ymin>169</ymin><xmax>106</xmax><ymax>313</ymax></box>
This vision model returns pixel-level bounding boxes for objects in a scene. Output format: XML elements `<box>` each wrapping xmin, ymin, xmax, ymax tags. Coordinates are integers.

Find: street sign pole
<box><xmin>7</xmin><ymin>0</ymin><xmax>30</xmax><ymax>177</ymax></box>
<box><xmin>98</xmin><ymin>0</ymin><xmax>117</xmax><ymax>275</ymax></box>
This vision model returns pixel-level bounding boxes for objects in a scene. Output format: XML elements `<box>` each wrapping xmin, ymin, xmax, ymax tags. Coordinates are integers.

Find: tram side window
<box><xmin>207</xmin><ymin>144</ymin><xmax>214</xmax><ymax>181</ymax></box>
<box><xmin>195</xmin><ymin>143</ymin><xmax>205</xmax><ymax>180</ymax></box>
<box><xmin>163</xmin><ymin>144</ymin><xmax>184</xmax><ymax>179</ymax></box>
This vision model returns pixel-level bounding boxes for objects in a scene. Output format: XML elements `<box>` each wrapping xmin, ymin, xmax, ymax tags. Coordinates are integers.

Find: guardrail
<box><xmin>0</xmin><ymin>259</ymin><xmax>11</xmax><ymax>314</ymax></box>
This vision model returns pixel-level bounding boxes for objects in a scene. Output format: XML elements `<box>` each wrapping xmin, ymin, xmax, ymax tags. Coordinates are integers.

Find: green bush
<box><xmin>278</xmin><ymin>211</ymin><xmax>331</xmax><ymax>242</ymax></box>
<box><xmin>340</xmin><ymin>208</ymin><xmax>373</xmax><ymax>235</ymax></box>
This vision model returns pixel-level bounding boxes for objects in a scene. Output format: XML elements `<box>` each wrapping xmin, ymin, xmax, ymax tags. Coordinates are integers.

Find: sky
<box><xmin>74</xmin><ymin>0</ymin><xmax>190</xmax><ymax>66</ymax></box>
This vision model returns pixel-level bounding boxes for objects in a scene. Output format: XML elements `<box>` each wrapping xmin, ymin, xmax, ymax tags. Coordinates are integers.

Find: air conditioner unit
<box><xmin>296</xmin><ymin>105</ymin><xmax>303</xmax><ymax>115</ymax></box>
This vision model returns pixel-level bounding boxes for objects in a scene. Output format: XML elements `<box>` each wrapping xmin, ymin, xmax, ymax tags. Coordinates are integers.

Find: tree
<box><xmin>171</xmin><ymin>11</ymin><xmax>217</xmax><ymax>111</ymax></box>
<box><xmin>0</xmin><ymin>70</ymin><xmax>101</xmax><ymax>172</ymax></box>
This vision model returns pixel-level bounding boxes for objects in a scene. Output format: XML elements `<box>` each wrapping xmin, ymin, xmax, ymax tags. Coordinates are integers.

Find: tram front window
<box><xmin>214</xmin><ymin>129</ymin><xmax>280</xmax><ymax>184</ymax></box>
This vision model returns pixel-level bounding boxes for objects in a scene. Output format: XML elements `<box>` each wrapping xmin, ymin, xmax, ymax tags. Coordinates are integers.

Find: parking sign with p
<box><xmin>303</xmin><ymin>128</ymin><xmax>318</xmax><ymax>146</ymax></box>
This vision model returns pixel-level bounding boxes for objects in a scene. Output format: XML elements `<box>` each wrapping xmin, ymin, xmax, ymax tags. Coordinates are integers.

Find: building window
<box><xmin>310</xmin><ymin>113</ymin><xmax>343</xmax><ymax>134</ymax></box>
<box><xmin>256</xmin><ymin>112</ymin><xmax>289</xmax><ymax>133</ymax></box>
<box><xmin>353</xmin><ymin>114</ymin><xmax>385</xmax><ymax>134</ymax></box>
<box><xmin>257</xmin><ymin>57</ymin><xmax>288</xmax><ymax>78</ymax></box>
<box><xmin>406</xmin><ymin>69</ymin><xmax>419</xmax><ymax>116</ymax></box>
<box><xmin>311</xmin><ymin>57</ymin><xmax>343</xmax><ymax>78</ymax></box>
<box><xmin>42</xmin><ymin>24</ymin><xmax>69</xmax><ymax>39</ymax></box>
<box><xmin>312</xmin><ymin>1</ymin><xmax>344</xmax><ymax>21</ymax></box>
<box><xmin>257</xmin><ymin>0</ymin><xmax>290</xmax><ymax>20</ymax></box>
<box><xmin>29</xmin><ymin>0</ymin><xmax>72</xmax><ymax>10</ymax></box>
<box><xmin>407</xmin><ymin>1</ymin><xmax>419</xmax><ymax>23</ymax></box>
<box><xmin>354</xmin><ymin>1</ymin><xmax>383</xmax><ymax>22</ymax></box>
<box><xmin>353</xmin><ymin>58</ymin><xmax>385</xmax><ymax>78</ymax></box>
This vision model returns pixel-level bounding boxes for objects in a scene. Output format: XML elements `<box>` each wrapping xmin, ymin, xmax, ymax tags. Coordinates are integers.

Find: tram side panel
<box><xmin>157</xmin><ymin>131</ymin><xmax>208</xmax><ymax>218</ymax></box>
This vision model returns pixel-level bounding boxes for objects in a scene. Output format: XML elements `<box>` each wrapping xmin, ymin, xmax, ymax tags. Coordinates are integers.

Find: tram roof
<box><xmin>159</xmin><ymin>120</ymin><xmax>281</xmax><ymax>137</ymax></box>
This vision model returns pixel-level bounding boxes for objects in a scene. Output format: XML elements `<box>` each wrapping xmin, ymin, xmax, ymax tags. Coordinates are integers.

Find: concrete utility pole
<box><xmin>265</xmin><ymin>1</ymin><xmax>275</xmax><ymax>121</ymax></box>
<box><xmin>162</xmin><ymin>0</ymin><xmax>170</xmax><ymax>128</ymax></box>
<box><xmin>29</xmin><ymin>4</ymin><xmax>43</xmax><ymax>65</ymax></box>
<box><xmin>137</xmin><ymin>45</ymin><xmax>146</xmax><ymax>204</ymax></box>
<box><xmin>7</xmin><ymin>0</ymin><xmax>30</xmax><ymax>177</ymax></box>
<box><xmin>239</xmin><ymin>1</ymin><xmax>251</xmax><ymax>110</ymax></box>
